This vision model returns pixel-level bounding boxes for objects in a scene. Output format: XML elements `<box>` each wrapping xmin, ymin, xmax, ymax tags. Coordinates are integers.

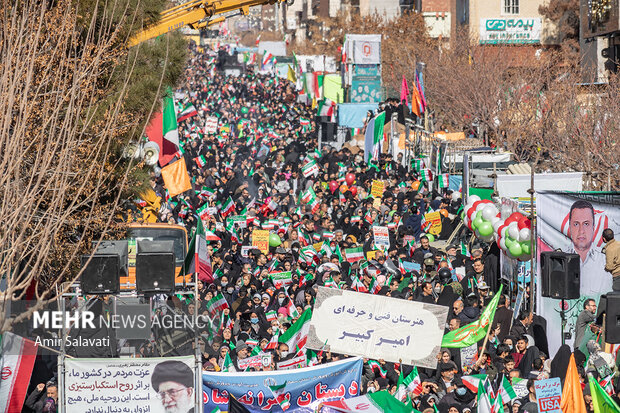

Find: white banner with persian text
<box><xmin>307</xmin><ymin>287</ymin><xmax>448</xmax><ymax>368</ymax></box>
<box><xmin>64</xmin><ymin>356</ymin><xmax>196</xmax><ymax>413</ymax></box>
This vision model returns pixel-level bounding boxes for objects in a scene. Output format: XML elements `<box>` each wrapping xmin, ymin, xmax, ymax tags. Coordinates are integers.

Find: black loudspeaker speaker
<box><xmin>540</xmin><ymin>252</ymin><xmax>580</xmax><ymax>299</ymax></box>
<box><xmin>80</xmin><ymin>241</ymin><xmax>127</xmax><ymax>294</ymax></box>
<box><xmin>321</xmin><ymin>122</ymin><xmax>337</xmax><ymax>142</ymax></box>
<box><xmin>605</xmin><ymin>293</ymin><xmax>620</xmax><ymax>344</ymax></box>
<box><xmin>136</xmin><ymin>240</ymin><xmax>175</xmax><ymax>293</ymax></box>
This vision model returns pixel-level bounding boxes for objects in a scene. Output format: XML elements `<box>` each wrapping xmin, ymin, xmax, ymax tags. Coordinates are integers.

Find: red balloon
<box><xmin>467</xmin><ymin>201</ymin><xmax>483</xmax><ymax>220</ymax></box>
<box><xmin>518</xmin><ymin>216</ymin><xmax>531</xmax><ymax>230</ymax></box>
<box><xmin>349</xmin><ymin>186</ymin><xmax>358</xmax><ymax>196</ymax></box>
<box><xmin>329</xmin><ymin>181</ymin><xmax>339</xmax><ymax>193</ymax></box>
<box><xmin>345</xmin><ymin>173</ymin><xmax>356</xmax><ymax>186</ymax></box>
<box><xmin>505</xmin><ymin>212</ymin><xmax>523</xmax><ymax>225</ymax></box>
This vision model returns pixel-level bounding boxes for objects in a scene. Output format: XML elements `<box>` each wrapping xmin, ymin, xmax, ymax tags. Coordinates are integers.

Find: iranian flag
<box><xmin>279</xmin><ymin>308</ymin><xmax>311</xmax><ymax>351</ymax></box>
<box><xmin>351</xmin><ymin>215</ymin><xmax>361</xmax><ymax>223</ymax></box>
<box><xmin>197</xmin><ymin>204</ymin><xmax>210</xmax><ymax>221</ymax></box>
<box><xmin>221</xmin><ymin>351</ymin><xmax>236</xmax><ymax>372</ymax></box>
<box><xmin>221</xmin><ymin>196</ymin><xmax>235</xmax><ymax>218</ymax></box>
<box><xmin>177</xmin><ymin>102</ymin><xmax>198</xmax><ymax>122</ymax></box>
<box><xmin>266</xmin><ymin>310</ymin><xmax>277</xmax><ymax>322</ymax></box>
<box><xmin>317</xmin><ymin>98</ymin><xmax>336</xmax><ymax>120</ymax></box>
<box><xmin>420</xmin><ymin>169</ymin><xmax>432</xmax><ymax>182</ymax></box>
<box><xmin>476</xmin><ymin>382</ymin><xmax>494</xmax><ymax>413</ymax></box>
<box><xmin>195</xmin><ymin>155</ymin><xmax>207</xmax><ymax>168</ymax></box>
<box><xmin>345</xmin><ymin>247</ymin><xmax>364</xmax><ymax>262</ymax></box>
<box><xmin>395</xmin><ymin>366</ymin><xmax>423</xmax><ymax>402</ymax></box>
<box><xmin>262</xmin><ymin>52</ymin><xmax>274</xmax><ymax>67</ymax></box>
<box><xmin>351</xmin><ymin>275</ymin><xmax>368</xmax><ymax>293</ymax></box>
<box><xmin>498</xmin><ymin>375</ymin><xmax>517</xmax><ymax>404</ymax></box>
<box><xmin>301</xmin><ymin>159</ymin><xmax>319</xmax><ymax>177</ymax></box>
<box><xmin>321</xmin><ymin>390</ymin><xmax>411</xmax><ymax>413</ymax></box>
<box><xmin>438</xmin><ymin>173</ymin><xmax>449</xmax><ymax>188</ymax></box>
<box><xmin>184</xmin><ymin>216</ymin><xmax>213</xmax><ymax>282</ymax></box>
<box><xmin>0</xmin><ymin>332</ymin><xmax>37</xmax><ymax>413</ymax></box>
<box><xmin>265</xmin><ymin>332</ymin><xmax>279</xmax><ymax>350</ymax></box>
<box><xmin>163</xmin><ymin>88</ymin><xmax>179</xmax><ymax>147</ymax></box>
<box><xmin>268</xmin><ymin>382</ymin><xmax>291</xmax><ymax>411</ymax></box>
<box><xmin>206</xmin><ymin>292</ymin><xmax>229</xmax><ymax>316</ymax></box>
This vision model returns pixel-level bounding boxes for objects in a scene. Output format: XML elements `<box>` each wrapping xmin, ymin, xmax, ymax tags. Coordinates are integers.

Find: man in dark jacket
<box><xmin>492</xmin><ymin>295</ymin><xmax>514</xmax><ymax>342</ymax></box>
<box><xmin>25</xmin><ymin>381</ymin><xmax>57</xmax><ymax>413</ymax></box>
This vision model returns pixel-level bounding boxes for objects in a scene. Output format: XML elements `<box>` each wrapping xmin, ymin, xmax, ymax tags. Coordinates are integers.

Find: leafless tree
<box><xmin>0</xmin><ymin>0</ymin><xmax>181</xmax><ymax>332</ymax></box>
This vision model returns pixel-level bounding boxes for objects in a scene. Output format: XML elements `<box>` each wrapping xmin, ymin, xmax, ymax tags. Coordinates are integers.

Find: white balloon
<box><xmin>452</xmin><ymin>192</ymin><xmax>461</xmax><ymax>201</ymax></box>
<box><xmin>519</xmin><ymin>228</ymin><xmax>531</xmax><ymax>241</ymax></box>
<box><xmin>482</xmin><ymin>205</ymin><xmax>497</xmax><ymax>220</ymax></box>
<box><xmin>499</xmin><ymin>237</ymin><xmax>507</xmax><ymax>251</ymax></box>
<box><xmin>476</xmin><ymin>203</ymin><xmax>487</xmax><ymax>212</ymax></box>
<box><xmin>493</xmin><ymin>219</ymin><xmax>505</xmax><ymax>231</ymax></box>
<box><xmin>491</xmin><ymin>217</ymin><xmax>502</xmax><ymax>227</ymax></box>
<box><xmin>468</xmin><ymin>195</ymin><xmax>481</xmax><ymax>204</ymax></box>
<box><xmin>463</xmin><ymin>216</ymin><xmax>469</xmax><ymax>228</ymax></box>
<box><xmin>508</xmin><ymin>225</ymin><xmax>520</xmax><ymax>240</ymax></box>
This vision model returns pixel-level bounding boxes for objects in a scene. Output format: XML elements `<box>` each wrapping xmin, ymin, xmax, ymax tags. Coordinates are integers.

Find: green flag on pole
<box><xmin>441</xmin><ymin>285</ymin><xmax>503</xmax><ymax>348</ymax></box>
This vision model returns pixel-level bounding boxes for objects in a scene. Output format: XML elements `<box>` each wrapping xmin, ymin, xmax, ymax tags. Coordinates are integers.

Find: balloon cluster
<box><xmin>462</xmin><ymin>195</ymin><xmax>532</xmax><ymax>261</ymax></box>
<box><xmin>328</xmin><ymin>173</ymin><xmax>358</xmax><ymax>197</ymax></box>
<box><xmin>495</xmin><ymin>211</ymin><xmax>532</xmax><ymax>261</ymax></box>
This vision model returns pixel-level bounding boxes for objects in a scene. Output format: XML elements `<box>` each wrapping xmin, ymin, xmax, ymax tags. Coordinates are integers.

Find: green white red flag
<box><xmin>0</xmin><ymin>332</ymin><xmax>37</xmax><ymax>413</ymax></box>
<box><xmin>279</xmin><ymin>308</ymin><xmax>311</xmax><ymax>351</ymax></box>
<box><xmin>267</xmin><ymin>382</ymin><xmax>291</xmax><ymax>411</ymax></box>
<box><xmin>163</xmin><ymin>88</ymin><xmax>179</xmax><ymax>147</ymax></box>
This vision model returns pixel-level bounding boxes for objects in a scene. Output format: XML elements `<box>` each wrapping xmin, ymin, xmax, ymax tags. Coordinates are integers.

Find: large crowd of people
<box><xmin>21</xmin><ymin>43</ymin><xmax>615</xmax><ymax>413</ymax></box>
<box><xmin>129</xmin><ymin>43</ymin><xmax>620</xmax><ymax>412</ymax></box>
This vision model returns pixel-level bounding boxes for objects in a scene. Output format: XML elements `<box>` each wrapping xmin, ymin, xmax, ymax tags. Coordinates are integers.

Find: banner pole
<box><xmin>528</xmin><ymin>164</ymin><xmax>535</xmax><ymax>313</ymax></box>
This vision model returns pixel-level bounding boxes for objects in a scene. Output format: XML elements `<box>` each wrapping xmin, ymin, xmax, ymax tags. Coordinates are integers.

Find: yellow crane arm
<box><xmin>129</xmin><ymin>0</ymin><xmax>287</xmax><ymax>47</ymax></box>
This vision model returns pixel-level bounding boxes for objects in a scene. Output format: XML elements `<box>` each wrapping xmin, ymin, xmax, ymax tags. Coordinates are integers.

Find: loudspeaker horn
<box><xmin>142</xmin><ymin>141</ymin><xmax>160</xmax><ymax>166</ymax></box>
<box><xmin>122</xmin><ymin>142</ymin><xmax>142</xmax><ymax>159</ymax></box>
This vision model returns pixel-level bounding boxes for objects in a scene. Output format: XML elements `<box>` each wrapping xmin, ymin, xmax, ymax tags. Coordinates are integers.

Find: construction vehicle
<box><xmin>128</xmin><ymin>0</ymin><xmax>292</xmax><ymax>47</ymax></box>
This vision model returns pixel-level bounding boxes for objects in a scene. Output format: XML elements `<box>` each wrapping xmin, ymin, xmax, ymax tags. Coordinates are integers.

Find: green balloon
<box><xmin>476</xmin><ymin>211</ymin><xmax>483</xmax><ymax>220</ymax></box>
<box><xmin>241</xmin><ymin>107</ymin><xmax>249</xmax><ymax>114</ymax></box>
<box><xmin>521</xmin><ymin>241</ymin><xmax>531</xmax><ymax>255</ymax></box>
<box><xmin>478</xmin><ymin>221</ymin><xmax>493</xmax><ymax>236</ymax></box>
<box><xmin>509</xmin><ymin>243</ymin><xmax>523</xmax><ymax>257</ymax></box>
<box><xmin>269</xmin><ymin>233</ymin><xmax>282</xmax><ymax>247</ymax></box>
<box><xmin>505</xmin><ymin>238</ymin><xmax>514</xmax><ymax>248</ymax></box>
<box><xmin>426</xmin><ymin>234</ymin><xmax>435</xmax><ymax>242</ymax></box>
<box><xmin>473</xmin><ymin>216</ymin><xmax>483</xmax><ymax>229</ymax></box>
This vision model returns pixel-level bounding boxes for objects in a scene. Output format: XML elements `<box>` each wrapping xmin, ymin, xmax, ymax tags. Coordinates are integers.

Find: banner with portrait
<box><xmin>201</xmin><ymin>357</ymin><xmax>363</xmax><ymax>412</ymax></box>
<box><xmin>64</xmin><ymin>356</ymin><xmax>197</xmax><ymax>413</ymax></box>
<box><xmin>536</xmin><ymin>191</ymin><xmax>620</xmax><ymax>356</ymax></box>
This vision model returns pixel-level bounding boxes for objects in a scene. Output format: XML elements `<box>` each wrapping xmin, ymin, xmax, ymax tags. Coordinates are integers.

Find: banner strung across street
<box><xmin>536</xmin><ymin>191</ymin><xmax>620</xmax><ymax>356</ymax></box>
<box><xmin>201</xmin><ymin>357</ymin><xmax>363</xmax><ymax>412</ymax></box>
<box><xmin>307</xmin><ymin>287</ymin><xmax>448</xmax><ymax>368</ymax></box>
<box><xmin>64</xmin><ymin>356</ymin><xmax>196</xmax><ymax>413</ymax></box>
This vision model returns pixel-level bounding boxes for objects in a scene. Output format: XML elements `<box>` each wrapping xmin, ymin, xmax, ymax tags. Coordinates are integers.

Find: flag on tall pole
<box><xmin>163</xmin><ymin>87</ymin><xmax>180</xmax><ymax>147</ymax></box>
<box><xmin>184</xmin><ymin>215</ymin><xmax>214</xmax><ymax>282</ymax></box>
<box><xmin>400</xmin><ymin>75</ymin><xmax>410</xmax><ymax>106</ymax></box>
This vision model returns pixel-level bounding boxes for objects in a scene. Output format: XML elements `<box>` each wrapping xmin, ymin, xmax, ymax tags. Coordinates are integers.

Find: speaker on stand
<box><xmin>540</xmin><ymin>251</ymin><xmax>581</xmax><ymax>344</ymax></box>
<box><xmin>136</xmin><ymin>240</ymin><xmax>175</xmax><ymax>294</ymax></box>
<box><xmin>80</xmin><ymin>241</ymin><xmax>127</xmax><ymax>294</ymax></box>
